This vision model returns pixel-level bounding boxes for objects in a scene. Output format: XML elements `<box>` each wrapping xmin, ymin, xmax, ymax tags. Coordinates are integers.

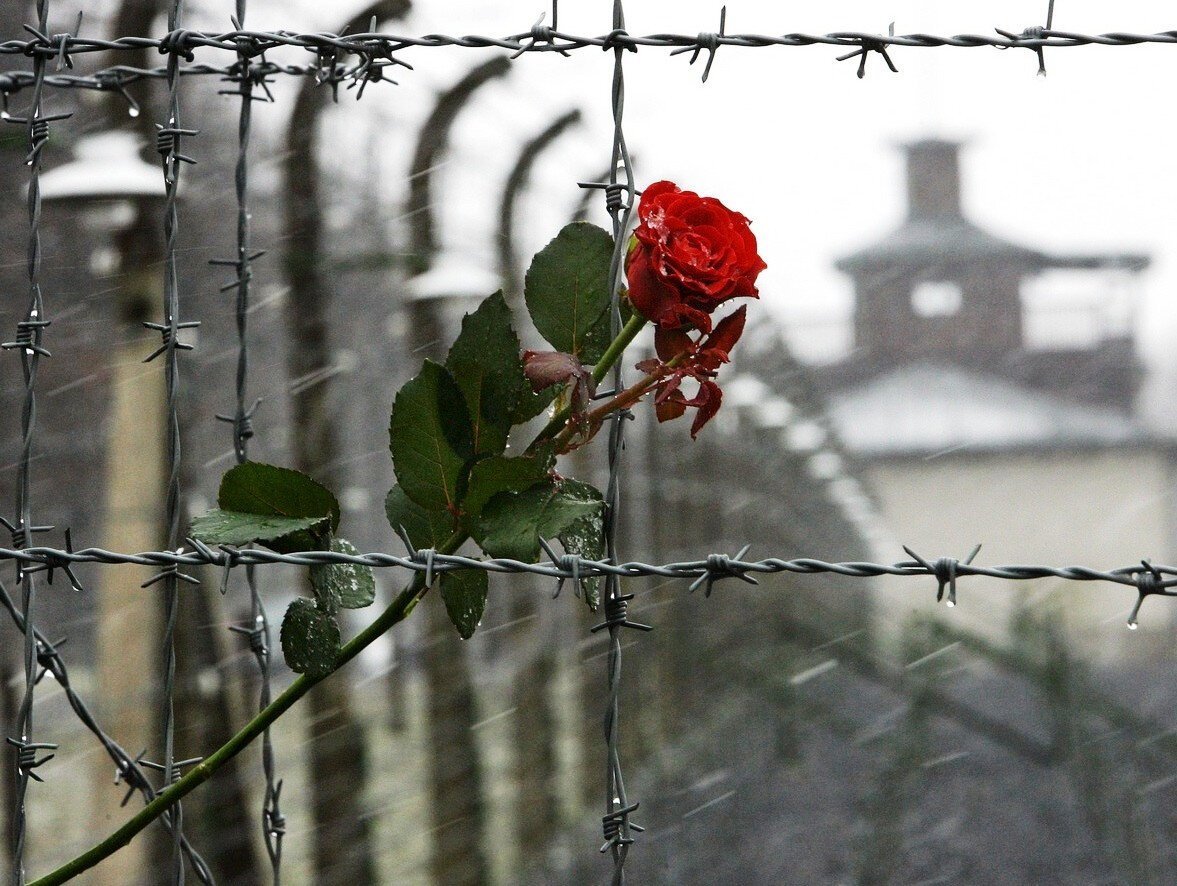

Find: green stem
<box><xmin>528</xmin><ymin>311</ymin><xmax>647</xmax><ymax>452</ymax></box>
<box><xmin>36</xmin><ymin>309</ymin><xmax>652</xmax><ymax>885</ymax></box>
<box><xmin>591</xmin><ymin>311</ymin><xmax>648</xmax><ymax>387</ymax></box>
<box><xmin>30</xmin><ymin>532</ymin><xmax>466</xmax><ymax>886</ymax></box>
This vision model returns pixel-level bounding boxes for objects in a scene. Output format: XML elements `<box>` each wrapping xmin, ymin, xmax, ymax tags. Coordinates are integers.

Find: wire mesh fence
<box><xmin>1</xmin><ymin>1</ymin><xmax>1175</xmax><ymax>884</ymax></box>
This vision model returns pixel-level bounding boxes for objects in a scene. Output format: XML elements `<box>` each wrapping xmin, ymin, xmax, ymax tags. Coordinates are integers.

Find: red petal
<box><xmin>690</xmin><ymin>381</ymin><xmax>723</xmax><ymax>439</ymax></box>
<box><xmin>655</xmin><ymin>390</ymin><xmax>687</xmax><ymax>423</ymax></box>
<box><xmin>654</xmin><ymin>326</ymin><xmax>696</xmax><ymax>362</ymax></box>
<box><xmin>625</xmin><ymin>241</ymin><xmax>682</xmax><ymax>327</ymax></box>
<box><xmin>635</xmin><ymin>358</ymin><xmax>663</xmax><ymax>374</ymax></box>
<box><xmin>703</xmin><ymin>305</ymin><xmax>747</xmax><ymax>360</ymax></box>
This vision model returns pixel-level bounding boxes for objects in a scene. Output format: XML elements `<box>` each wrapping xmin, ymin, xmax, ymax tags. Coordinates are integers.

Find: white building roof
<box><xmin>827</xmin><ymin>362</ymin><xmax>1156</xmax><ymax>457</ymax></box>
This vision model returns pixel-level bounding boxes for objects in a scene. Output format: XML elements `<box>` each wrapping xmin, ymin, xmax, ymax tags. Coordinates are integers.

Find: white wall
<box><xmin>863</xmin><ymin>447</ymin><xmax>1176</xmax><ymax>662</ymax></box>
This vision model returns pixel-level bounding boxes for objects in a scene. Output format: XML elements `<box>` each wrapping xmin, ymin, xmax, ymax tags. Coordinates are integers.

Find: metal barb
<box><xmin>7</xmin><ymin>737</ymin><xmax>57</xmax><ymax>783</ymax></box>
<box><xmin>44</xmin><ymin>526</ymin><xmax>83</xmax><ymax>591</ymax></box>
<box><xmin>688</xmin><ymin>544</ymin><xmax>759</xmax><ymax>596</ymax></box>
<box><xmin>591</xmin><ymin>592</ymin><xmax>652</xmax><ymax>633</ymax></box>
<box><xmin>837</xmin><ymin>22</ymin><xmax>899</xmax><ymax>79</ymax></box>
<box><xmin>539</xmin><ymin>536</ymin><xmax>604</xmax><ymax>599</ymax></box>
<box><xmin>902</xmin><ymin>543</ymin><xmax>981</xmax><ymax>608</ymax></box>
<box><xmin>142</xmin><ymin>318</ymin><xmax>201</xmax><ymax>363</ymax></box>
<box><xmin>140</xmin><ymin>549</ymin><xmax>200</xmax><ymax>589</ymax></box>
<box><xmin>600</xmin><ymin>801</ymin><xmax>643</xmax><ymax>852</ymax></box>
<box><xmin>1127</xmin><ymin>559</ymin><xmax>1174</xmax><ymax>629</ymax></box>
<box><xmin>670</xmin><ymin>5</ymin><xmax>726</xmax><ymax>82</ymax></box>
<box><xmin>510</xmin><ymin>6</ymin><xmax>572</xmax><ymax>60</ymax></box>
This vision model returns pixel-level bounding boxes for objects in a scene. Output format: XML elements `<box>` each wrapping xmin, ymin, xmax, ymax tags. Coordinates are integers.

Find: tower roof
<box><xmin>835</xmin><ymin>215</ymin><xmax>1048</xmax><ymax>273</ymax></box>
<box><xmin>836</xmin><ymin>140</ymin><xmax>1148</xmax><ymax>274</ymax></box>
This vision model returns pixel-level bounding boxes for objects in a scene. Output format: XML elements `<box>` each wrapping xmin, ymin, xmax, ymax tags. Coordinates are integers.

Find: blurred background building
<box><xmin>817</xmin><ymin>139</ymin><xmax>1176</xmax><ymax>654</ymax></box>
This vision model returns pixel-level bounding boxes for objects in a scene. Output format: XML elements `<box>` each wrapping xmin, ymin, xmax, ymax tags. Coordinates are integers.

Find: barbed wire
<box><xmin>599</xmin><ymin>0</ymin><xmax>640</xmax><ymax>881</ymax></box>
<box><xmin>2</xmin><ymin>22</ymin><xmax>1177</xmax><ymax>102</ymax></box>
<box><xmin>6</xmin><ymin>24</ymin><xmax>1177</xmax><ymax>61</ymax></box>
<box><xmin>5</xmin><ymin>1</ymin><xmax>53</xmax><ymax>879</ymax></box>
<box><xmin>5</xmin><ymin>1</ymin><xmax>1177</xmax><ymax>883</ymax></box>
<box><xmin>209</xmin><ymin>0</ymin><xmax>285</xmax><ymax>879</ymax></box>
<box><xmin>0</xmin><ymin>542</ymin><xmax>1172</xmax><ymax>618</ymax></box>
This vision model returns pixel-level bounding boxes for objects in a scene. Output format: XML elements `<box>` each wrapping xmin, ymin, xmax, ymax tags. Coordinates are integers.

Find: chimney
<box><xmin>905</xmin><ymin>139</ymin><xmax>961</xmax><ymax>219</ymax></box>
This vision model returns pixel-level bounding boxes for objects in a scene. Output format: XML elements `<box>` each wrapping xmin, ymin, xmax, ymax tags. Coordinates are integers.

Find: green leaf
<box><xmin>389</xmin><ymin>360</ymin><xmax>474</xmax><ymax>512</ymax></box>
<box><xmin>555</xmin><ymin>480</ymin><xmax>605</xmax><ymax>610</ymax></box>
<box><xmin>462</xmin><ymin>454</ymin><xmax>552</xmax><ymax>521</ymax></box>
<box><xmin>189</xmin><ymin>509</ymin><xmax>327</xmax><ymax>548</ymax></box>
<box><xmin>439</xmin><ymin>569</ymin><xmax>487</xmax><ymax>639</ymax></box>
<box><xmin>216</xmin><ymin>462</ymin><xmax>339</xmax><ymax>553</ymax></box>
<box><xmin>384</xmin><ymin>485</ymin><xmax>455</xmax><ymax>551</ymax></box>
<box><xmin>280</xmin><ymin>598</ymin><xmax>340</xmax><ymax>677</ymax></box>
<box><xmin>310</xmin><ymin>538</ymin><xmax>376</xmax><ymax>610</ymax></box>
<box><xmin>445</xmin><ymin>292</ymin><xmax>529</xmax><ymax>455</ymax></box>
<box><xmin>524</xmin><ymin>222</ymin><xmax>615</xmax><ymax>363</ymax></box>
<box><xmin>509</xmin><ymin>386</ymin><xmax>558</xmax><ymax>425</ymax></box>
<box><xmin>474</xmin><ymin>480</ymin><xmax>604</xmax><ymax>563</ymax></box>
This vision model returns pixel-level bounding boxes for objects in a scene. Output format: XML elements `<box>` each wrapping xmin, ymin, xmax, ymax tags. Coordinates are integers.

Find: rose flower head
<box><xmin>625</xmin><ymin>180</ymin><xmax>767</xmax><ymax>334</ymax></box>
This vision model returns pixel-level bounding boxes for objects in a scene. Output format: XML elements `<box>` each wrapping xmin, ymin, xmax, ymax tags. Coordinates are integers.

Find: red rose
<box><xmin>625</xmin><ymin>180</ymin><xmax>766</xmax><ymax>334</ymax></box>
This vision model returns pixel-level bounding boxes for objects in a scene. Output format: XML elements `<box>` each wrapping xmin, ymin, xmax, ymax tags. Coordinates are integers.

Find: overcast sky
<box><xmin>206</xmin><ymin>0</ymin><xmax>1177</xmax><ymax>410</ymax></box>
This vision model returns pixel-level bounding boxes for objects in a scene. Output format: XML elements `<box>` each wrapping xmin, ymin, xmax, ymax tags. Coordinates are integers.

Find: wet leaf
<box><xmin>555</xmin><ymin>480</ymin><xmax>605</xmax><ymax>610</ymax></box>
<box><xmin>310</xmin><ymin>538</ymin><xmax>376</xmax><ymax>610</ymax></box>
<box><xmin>439</xmin><ymin>569</ymin><xmax>487</xmax><ymax>639</ymax></box>
<box><xmin>384</xmin><ymin>484</ymin><xmax>455</xmax><ymax>551</ymax></box>
<box><xmin>462</xmin><ymin>454</ymin><xmax>551</xmax><ymax>522</ymax></box>
<box><xmin>280</xmin><ymin>598</ymin><xmax>340</xmax><ymax>677</ymax></box>
<box><xmin>216</xmin><ymin>462</ymin><xmax>339</xmax><ymax>553</ymax></box>
<box><xmin>189</xmin><ymin>509</ymin><xmax>327</xmax><ymax>548</ymax></box>
<box><xmin>389</xmin><ymin>360</ymin><xmax>473</xmax><ymax>512</ymax></box>
<box><xmin>445</xmin><ymin>292</ymin><xmax>530</xmax><ymax>455</ymax></box>
<box><xmin>525</xmin><ymin>222</ymin><xmax>615</xmax><ymax>363</ymax></box>
<box><xmin>474</xmin><ymin>480</ymin><xmax>603</xmax><ymax>563</ymax></box>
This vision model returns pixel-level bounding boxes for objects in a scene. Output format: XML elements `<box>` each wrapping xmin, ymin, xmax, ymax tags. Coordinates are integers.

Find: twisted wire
<box><xmin>0</xmin><ymin>543</ymin><xmax>1174</xmax><ymax>591</ymax></box>
<box><xmin>9</xmin><ymin>2</ymin><xmax>51</xmax><ymax>880</ymax></box>
<box><xmin>1</xmin><ymin>25</ymin><xmax>1177</xmax><ymax>61</ymax></box>
<box><xmin>0</xmin><ymin>6</ymin><xmax>1174</xmax><ymax>883</ymax></box>
<box><xmin>0</xmin><ymin>20</ymin><xmax>1169</xmax><ymax>127</ymax></box>
<box><xmin>211</xmin><ymin>0</ymin><xmax>284</xmax><ymax>876</ymax></box>
<box><xmin>0</xmin><ymin>23</ymin><xmax>1175</xmax><ymax>104</ymax></box>
<box><xmin>157</xmin><ymin>0</ymin><xmax>193</xmax><ymax>879</ymax></box>
<box><xmin>600</xmin><ymin>1</ymin><xmax>641</xmax><ymax>883</ymax></box>
<box><xmin>0</xmin><ymin>579</ymin><xmax>213</xmax><ymax>881</ymax></box>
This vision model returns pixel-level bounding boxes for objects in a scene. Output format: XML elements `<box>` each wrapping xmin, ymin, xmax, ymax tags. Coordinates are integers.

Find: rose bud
<box><xmin>522</xmin><ymin>350</ymin><xmax>596</xmax><ymax>414</ymax></box>
<box><xmin>625</xmin><ymin>180</ymin><xmax>766</xmax><ymax>334</ymax></box>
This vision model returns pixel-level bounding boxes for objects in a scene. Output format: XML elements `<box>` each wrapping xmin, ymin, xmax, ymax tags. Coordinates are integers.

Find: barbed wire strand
<box><xmin>4</xmin><ymin>24</ymin><xmax>1177</xmax><ymax>61</ymax></box>
<box><xmin>5</xmin><ymin>21</ymin><xmax>1177</xmax><ymax>105</ymax></box>
<box><xmin>598</xmin><ymin>0</ymin><xmax>644</xmax><ymax>883</ymax></box>
<box><xmin>5</xmin><ymin>543</ymin><xmax>1177</xmax><ymax>589</ymax></box>
<box><xmin>0</xmin><ymin>577</ymin><xmax>214</xmax><ymax>881</ymax></box>
<box><xmin>602</xmin><ymin>3</ymin><xmax>640</xmax><ymax>880</ymax></box>
<box><xmin>2</xmin><ymin>9</ymin><xmax>214</xmax><ymax>882</ymax></box>
<box><xmin>211</xmin><ymin>0</ymin><xmax>285</xmax><ymax>877</ymax></box>
<box><xmin>5</xmin><ymin>1</ymin><xmax>53</xmax><ymax>880</ymax></box>
<box><xmin>3</xmin><ymin>5</ymin><xmax>1177</xmax><ymax>883</ymax></box>
<box><xmin>153</xmin><ymin>0</ymin><xmax>197</xmax><ymax>880</ymax></box>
